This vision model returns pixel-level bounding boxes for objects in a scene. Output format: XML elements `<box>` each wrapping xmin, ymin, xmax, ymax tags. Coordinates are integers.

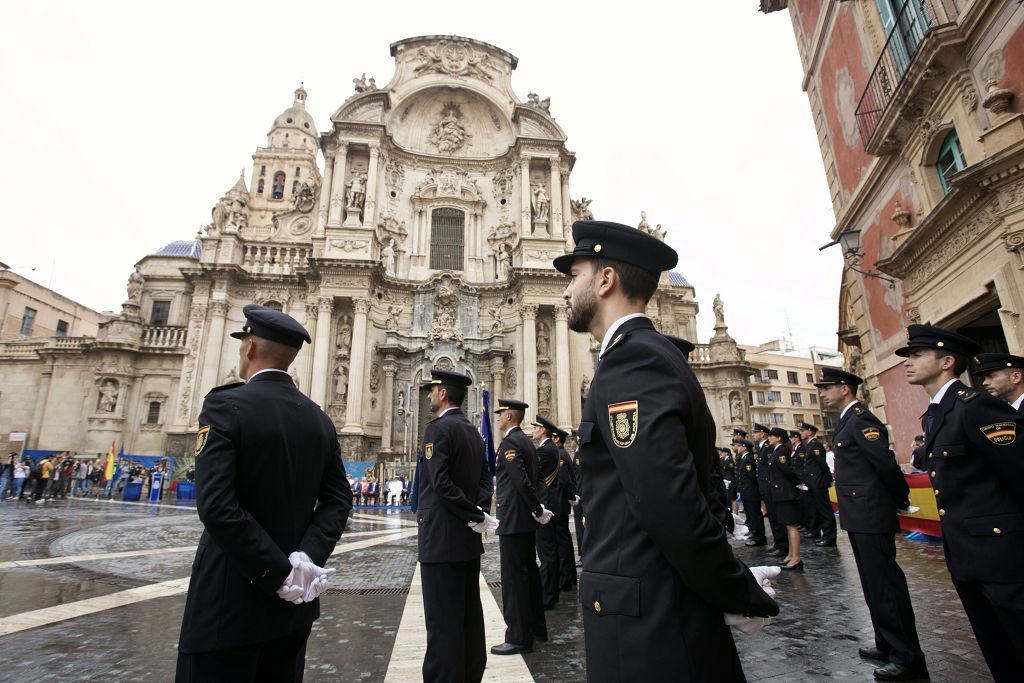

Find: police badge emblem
<box><xmin>195</xmin><ymin>426</ymin><xmax>210</xmax><ymax>455</ymax></box>
<box><xmin>980</xmin><ymin>422</ymin><xmax>1016</xmax><ymax>445</ymax></box>
<box><xmin>425</xmin><ymin>443</ymin><xmax>433</xmax><ymax>460</ymax></box>
<box><xmin>607</xmin><ymin>401</ymin><xmax>639</xmax><ymax>449</ymax></box>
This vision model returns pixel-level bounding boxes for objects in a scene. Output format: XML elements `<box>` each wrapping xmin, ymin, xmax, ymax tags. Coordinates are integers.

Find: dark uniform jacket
<box><xmin>495</xmin><ymin>426</ymin><xmax>542</xmax><ymax>535</ymax></box>
<box><xmin>179</xmin><ymin>372</ymin><xmax>351</xmax><ymax>653</ymax></box>
<box><xmin>801</xmin><ymin>437</ymin><xmax>833</xmax><ymax>489</ymax></box>
<box><xmin>415</xmin><ymin>408</ymin><xmax>493</xmax><ymax>564</ymax></box>
<box><xmin>832</xmin><ymin>401</ymin><xmax>908</xmax><ymax>534</ymax></box>
<box><xmin>768</xmin><ymin>444</ymin><xmax>800</xmax><ymax>503</ymax></box>
<box><xmin>736</xmin><ymin>450</ymin><xmax>759</xmax><ymax>500</ymax></box>
<box><xmin>577</xmin><ymin>317</ymin><xmax>778</xmax><ymax>681</ymax></box>
<box><xmin>755</xmin><ymin>440</ymin><xmax>772</xmax><ymax>496</ymax></box>
<box><xmin>792</xmin><ymin>441</ymin><xmax>807</xmax><ymax>484</ymax></box>
<box><xmin>925</xmin><ymin>380</ymin><xmax>1024</xmax><ymax>582</ymax></box>
<box><xmin>536</xmin><ymin>438</ymin><xmax>561</xmax><ymax>511</ymax></box>
<box><xmin>720</xmin><ymin>454</ymin><xmax>736</xmax><ymax>486</ymax></box>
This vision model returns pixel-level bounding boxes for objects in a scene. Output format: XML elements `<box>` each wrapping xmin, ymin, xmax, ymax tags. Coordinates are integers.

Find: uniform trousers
<box><xmin>420</xmin><ymin>558</ymin><xmax>486</xmax><ymax>683</ymax></box>
<box><xmin>174</xmin><ymin>626</ymin><xmax>311</xmax><ymax>683</ymax></box>
<box><xmin>951</xmin><ymin>577</ymin><xmax>1024</xmax><ymax>682</ymax></box>
<box><xmin>498</xmin><ymin>533</ymin><xmax>546</xmax><ymax>645</ymax></box>
<box><xmin>847</xmin><ymin>532</ymin><xmax>925</xmax><ymax>668</ymax></box>
<box><xmin>536</xmin><ymin>523</ymin><xmax>560</xmax><ymax>608</ymax></box>
<box><xmin>765</xmin><ymin>491</ymin><xmax>788</xmax><ymax>552</ymax></box>
<box><xmin>740</xmin><ymin>487</ymin><xmax>766</xmax><ymax>543</ymax></box>
<box><xmin>800</xmin><ymin>488</ymin><xmax>815</xmax><ymax>532</ymax></box>
<box><xmin>810</xmin><ymin>487</ymin><xmax>836</xmax><ymax>541</ymax></box>
<box><xmin>572</xmin><ymin>502</ymin><xmax>585</xmax><ymax>557</ymax></box>
<box><xmin>554</xmin><ymin>514</ymin><xmax>576</xmax><ymax>589</ymax></box>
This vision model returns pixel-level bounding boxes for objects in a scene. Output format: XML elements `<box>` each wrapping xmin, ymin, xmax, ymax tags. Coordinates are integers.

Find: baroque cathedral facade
<box><xmin>0</xmin><ymin>36</ymin><xmax>752</xmax><ymax>474</ymax></box>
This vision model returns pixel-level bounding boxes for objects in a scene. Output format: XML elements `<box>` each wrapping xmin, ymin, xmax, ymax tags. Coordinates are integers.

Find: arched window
<box><xmin>257</xmin><ymin>179</ymin><xmax>264</xmax><ymax>194</ymax></box>
<box><xmin>272</xmin><ymin>171</ymin><xmax>286</xmax><ymax>199</ymax></box>
<box><xmin>430</xmin><ymin>208</ymin><xmax>465</xmax><ymax>271</ymax></box>
<box><xmin>295</xmin><ymin>166</ymin><xmax>301</xmax><ymax>177</ymax></box>
<box><xmin>260</xmin><ymin>165</ymin><xmax>266</xmax><ymax>177</ymax></box>
<box><xmin>146</xmin><ymin>401</ymin><xmax>161</xmax><ymax>424</ymax></box>
<box><xmin>936</xmin><ymin>130</ymin><xmax>966</xmax><ymax>195</ymax></box>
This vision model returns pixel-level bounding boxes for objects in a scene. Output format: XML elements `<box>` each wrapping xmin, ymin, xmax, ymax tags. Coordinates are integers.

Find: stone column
<box><xmin>343</xmin><ymin>298</ymin><xmax>370</xmax><ymax>433</ymax></box>
<box><xmin>308</xmin><ymin>297</ymin><xmax>335</xmax><ymax>407</ymax></box>
<box><xmin>521</xmin><ymin>303</ymin><xmax>538</xmax><ymax>413</ymax></box>
<box><xmin>301</xmin><ymin>302</ymin><xmax>318</xmax><ymax>393</ymax></box>
<box><xmin>381</xmin><ymin>359</ymin><xmax>397</xmax><ymax>451</ymax></box>
<box><xmin>549</xmin><ymin>158</ymin><xmax>564</xmax><ymax>239</ymax></box>
<box><xmin>317</xmin><ymin>155</ymin><xmax>334</xmax><ymax>234</ymax></box>
<box><xmin>520</xmin><ymin>156</ymin><xmax>532</xmax><ymax>237</ymax></box>
<box><xmin>561</xmin><ymin>168</ymin><xmax>571</xmax><ymax>239</ymax></box>
<box><xmin>197</xmin><ymin>300</ymin><xmax>229</xmax><ymax>398</ymax></box>
<box><xmin>29</xmin><ymin>370</ymin><xmax>52</xmax><ymax>449</ymax></box>
<box><xmin>490</xmin><ymin>361</ymin><xmax>504</xmax><ymax>401</ymax></box>
<box><xmin>327</xmin><ymin>143</ymin><xmax>348</xmax><ymax>227</ymax></box>
<box><xmin>364</xmin><ymin>143</ymin><xmax>380</xmax><ymax>228</ymax></box>
<box><xmin>554</xmin><ymin>306</ymin><xmax>571</xmax><ymax>428</ymax></box>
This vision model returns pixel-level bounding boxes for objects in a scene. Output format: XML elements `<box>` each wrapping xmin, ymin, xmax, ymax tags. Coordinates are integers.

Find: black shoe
<box><xmin>780</xmin><ymin>561</ymin><xmax>804</xmax><ymax>571</ymax></box>
<box><xmin>802</xmin><ymin>532</ymin><xmax>818</xmax><ymax>539</ymax></box>
<box><xmin>815</xmin><ymin>539</ymin><xmax>837</xmax><ymax>547</ymax></box>
<box><xmin>744</xmin><ymin>539</ymin><xmax>767</xmax><ymax>547</ymax></box>
<box><xmin>859</xmin><ymin>647</ymin><xmax>890</xmax><ymax>662</ymax></box>
<box><xmin>873</xmin><ymin>661</ymin><xmax>929</xmax><ymax>681</ymax></box>
<box><xmin>491</xmin><ymin>642</ymin><xmax>532</xmax><ymax>655</ymax></box>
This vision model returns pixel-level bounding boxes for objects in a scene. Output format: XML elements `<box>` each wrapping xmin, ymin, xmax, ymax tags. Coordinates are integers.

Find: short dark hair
<box><xmin>590</xmin><ymin>258</ymin><xmax>659</xmax><ymax>304</ymax></box>
<box><xmin>507</xmin><ymin>408</ymin><xmax>525</xmax><ymax>424</ymax></box>
<box><xmin>440</xmin><ymin>383</ymin><xmax>467</xmax><ymax>406</ymax></box>
<box><xmin>934</xmin><ymin>350</ymin><xmax>968</xmax><ymax>376</ymax></box>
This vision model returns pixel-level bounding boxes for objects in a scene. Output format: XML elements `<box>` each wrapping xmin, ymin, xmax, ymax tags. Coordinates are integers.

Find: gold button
<box><xmin>851</xmin><ymin>491</ymin><xmax>857</xmax><ymax>496</ymax></box>
<box><xmin>928</xmin><ymin>453</ymin><xmax>932</xmax><ymax>458</ymax></box>
<box><xmin>934</xmin><ymin>489</ymin><xmax>939</xmax><ymax>495</ymax></box>
<box><xmin>582</xmin><ymin>516</ymin><xmax>586</xmax><ymax>527</ymax></box>
<box><xmin>943</xmin><ymin>451</ymin><xmax>949</xmax><ymax>457</ymax></box>
<box><xmin>994</xmin><ymin>528</ymin><xmax>1002</xmax><ymax>534</ymax></box>
<box><xmin>931</xmin><ymin>471</ymin><xmax>936</xmax><ymax>477</ymax></box>
<box><xmin>594</xmin><ymin>601</ymin><xmax>602</xmax><ymax>613</ymax></box>
<box><xmin>593</xmin><ymin>244</ymin><xmax>602</xmax><ymax>253</ymax></box>
<box><xmin>939</xmin><ymin>509</ymin><xmax>945</xmax><ymax>516</ymax></box>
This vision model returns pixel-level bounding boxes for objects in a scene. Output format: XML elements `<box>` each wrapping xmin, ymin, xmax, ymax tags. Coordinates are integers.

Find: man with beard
<box><xmin>555</xmin><ymin>220</ymin><xmax>779</xmax><ymax>681</ymax></box>
<box><xmin>972</xmin><ymin>352</ymin><xmax>1024</xmax><ymax>413</ymax></box>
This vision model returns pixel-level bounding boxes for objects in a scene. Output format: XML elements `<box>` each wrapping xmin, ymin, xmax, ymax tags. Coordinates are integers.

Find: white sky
<box><xmin>1</xmin><ymin>1</ymin><xmax>842</xmax><ymax>350</ymax></box>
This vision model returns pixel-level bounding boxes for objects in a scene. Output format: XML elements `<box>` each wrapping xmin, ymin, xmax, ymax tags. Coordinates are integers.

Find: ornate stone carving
<box><xmin>354</xmin><ymin>298</ymin><xmax>371</xmax><ymax>314</ymax></box>
<box><xmin>537</xmin><ymin>371</ymin><xmax>552</xmax><ymax>415</ymax></box>
<box><xmin>329</xmin><ymin>239</ymin><xmax>370</xmax><ymax>252</ymax></box>
<box><xmin>126</xmin><ymin>267</ymin><xmax>144</xmax><ymax>305</ymax></box>
<box><xmin>729</xmin><ymin>391</ymin><xmax>744</xmax><ymax>421</ymax></box>
<box><xmin>571</xmin><ymin>197</ymin><xmax>594</xmax><ymax>221</ymax></box>
<box><xmin>209</xmin><ymin>301</ymin><xmax>230</xmax><ymax>317</ymax></box>
<box><xmin>352</xmin><ymin>73</ymin><xmax>377</xmax><ymax>92</ymax></box>
<box><xmin>713</xmin><ymin>294</ymin><xmax>725</xmax><ymax>326</ymax></box>
<box><xmin>97</xmin><ymin>379</ymin><xmax>120</xmax><ymax>413</ymax></box>
<box><xmin>906</xmin><ymin>307</ymin><xmax>921</xmax><ymax>324</ymax></box>
<box><xmin>336</xmin><ymin>314</ymin><xmax>352</xmax><ymax>358</ymax></box>
<box><xmin>536</xmin><ymin>321</ymin><xmax>550</xmax><ymax>360</ymax></box>
<box><xmin>892</xmin><ymin>201</ymin><xmax>912</xmax><ymax>229</ymax></box>
<box><xmin>291</xmin><ymin>182</ymin><xmax>316</xmax><ymax>212</ymax></box>
<box><xmin>429</xmin><ymin>285</ymin><xmax>464</xmax><ymax>343</ymax></box>
<box><xmin>384</xmin><ymin>158</ymin><xmax>404</xmax><ymax>196</ymax></box>
<box><xmin>384</xmin><ymin>305</ymin><xmax>402</xmax><ymax>330</ymax></box>
<box><xmin>525</xmin><ymin>92</ymin><xmax>551</xmax><ymax>114</ymax></box>
<box><xmin>982</xmin><ymin>79</ymin><xmax>1014</xmax><ymax>117</ymax></box>
<box><xmin>223</xmin><ymin>366</ymin><xmax>241</xmax><ymax>384</ymax></box>
<box><xmin>377</xmin><ymin>213</ymin><xmax>409</xmax><ymax>250</ymax></box>
<box><xmin>413</xmin><ymin>40</ymin><xmax>496</xmax><ymax>81</ymax></box>
<box><xmin>504</xmin><ymin>366</ymin><xmax>517</xmax><ymax>392</ymax></box>
<box><xmin>333</xmin><ymin>362</ymin><xmax>349</xmax><ymax>401</ymax></box>
<box><xmin>486</xmin><ymin>301</ymin><xmax>505</xmax><ymax>334</ymax></box>
<box><xmin>369</xmin><ymin>362</ymin><xmax>381</xmax><ymax>393</ymax></box>
<box><xmin>380</xmin><ymin>240</ymin><xmax>397</xmax><ymax>275</ymax></box>
<box><xmin>492</xmin><ymin>168</ymin><xmax>515</xmax><ymax>199</ymax></box>
<box><xmin>494</xmin><ymin>242</ymin><xmax>512</xmax><ymax>279</ymax></box>
<box><xmin>907</xmin><ymin>207</ymin><xmax>996</xmax><ymax>290</ymax></box>
<box><xmin>429</xmin><ymin>102</ymin><xmax>470</xmax><ymax>155</ymax></box>
<box><xmin>531</xmin><ymin>183</ymin><xmax>549</xmax><ymax>223</ymax></box>
<box><xmin>435</xmin><ymin>356</ymin><xmax>455</xmax><ymax>371</ymax></box>
<box><xmin>521</xmin><ymin>302</ymin><xmax>539</xmax><ymax>320</ymax></box>
<box><xmin>962</xmin><ymin>85</ymin><xmax>978</xmax><ymax>112</ymax></box>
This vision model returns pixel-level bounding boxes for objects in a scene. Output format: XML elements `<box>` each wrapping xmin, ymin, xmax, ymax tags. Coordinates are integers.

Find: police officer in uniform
<box><xmin>569</xmin><ymin>429</ymin><xmax>585</xmax><ymax>566</ymax></box>
<box><xmin>551</xmin><ymin>428</ymin><xmax>578</xmax><ymax>590</ymax></box>
<box><xmin>735</xmin><ymin>439</ymin><xmax>767</xmax><ymax>546</ymax></box>
<box><xmin>555</xmin><ymin>221</ymin><xmax>779</xmax><ymax>681</ymax></box>
<box><xmin>790</xmin><ymin>429</ymin><xmax>814</xmax><ymax>534</ymax></box>
<box><xmin>720</xmin><ymin>447</ymin><xmax>738</xmax><ymax>514</ymax></box>
<box><xmin>901</xmin><ymin>325</ymin><xmax>1024</xmax><ymax>681</ymax></box>
<box><xmin>799</xmin><ymin>422</ymin><xmax>836</xmax><ymax>546</ymax></box>
<box><xmin>816</xmin><ymin>366</ymin><xmax>927</xmax><ymax>681</ymax></box>
<box><xmin>532</xmin><ymin>415</ymin><xmax>563</xmax><ymax>610</ymax></box>
<box><xmin>177</xmin><ymin>305</ymin><xmax>351</xmax><ymax>683</ymax></box>
<box><xmin>491</xmin><ymin>399</ymin><xmax>552</xmax><ymax>655</ymax></box>
<box><xmin>767</xmin><ymin>427</ymin><xmax>803</xmax><ymax>570</ymax></box>
<box><xmin>416</xmin><ymin>369</ymin><xmax>496</xmax><ymax>683</ymax></box>
<box><xmin>972</xmin><ymin>352</ymin><xmax>1024</xmax><ymax>413</ymax></box>
<box><xmin>753</xmin><ymin>423</ymin><xmax>786</xmax><ymax>557</ymax></box>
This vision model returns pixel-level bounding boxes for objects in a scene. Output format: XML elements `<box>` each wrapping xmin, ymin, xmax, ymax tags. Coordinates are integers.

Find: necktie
<box><xmin>922</xmin><ymin>403</ymin><xmax>939</xmax><ymax>439</ymax></box>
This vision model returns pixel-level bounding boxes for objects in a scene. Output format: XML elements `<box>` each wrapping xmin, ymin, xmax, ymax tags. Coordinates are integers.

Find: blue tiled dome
<box><xmin>153</xmin><ymin>240</ymin><xmax>201</xmax><ymax>258</ymax></box>
<box><xmin>668</xmin><ymin>271</ymin><xmax>689</xmax><ymax>286</ymax></box>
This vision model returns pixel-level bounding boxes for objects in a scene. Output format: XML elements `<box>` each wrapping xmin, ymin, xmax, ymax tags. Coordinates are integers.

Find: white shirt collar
<box><xmin>246</xmin><ymin>368</ymin><xmax>292</xmax><ymax>383</ymax></box>
<box><xmin>840</xmin><ymin>400</ymin><xmax>860</xmax><ymax>419</ymax></box>
<box><xmin>504</xmin><ymin>425</ymin><xmax>519</xmax><ymax>437</ymax></box>
<box><xmin>930</xmin><ymin>378</ymin><xmax>959</xmax><ymax>404</ymax></box>
<box><xmin>539</xmin><ymin>437</ymin><xmax>550</xmax><ymax>446</ymax></box>
<box><xmin>437</xmin><ymin>406</ymin><xmax>458</xmax><ymax>418</ymax></box>
<box><xmin>1012</xmin><ymin>393</ymin><xmax>1024</xmax><ymax>411</ymax></box>
<box><xmin>600</xmin><ymin>313</ymin><xmax>647</xmax><ymax>358</ymax></box>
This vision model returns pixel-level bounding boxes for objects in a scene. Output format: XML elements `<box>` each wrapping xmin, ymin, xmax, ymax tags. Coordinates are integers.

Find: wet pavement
<box><xmin>0</xmin><ymin>497</ymin><xmax>994</xmax><ymax>682</ymax></box>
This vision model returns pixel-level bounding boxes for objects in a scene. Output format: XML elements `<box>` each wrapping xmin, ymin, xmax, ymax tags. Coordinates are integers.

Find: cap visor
<box><xmin>553</xmin><ymin>253</ymin><xmax>583</xmax><ymax>275</ymax></box>
<box><xmin>229</xmin><ymin>331</ymin><xmax>244</xmax><ymax>340</ymax></box>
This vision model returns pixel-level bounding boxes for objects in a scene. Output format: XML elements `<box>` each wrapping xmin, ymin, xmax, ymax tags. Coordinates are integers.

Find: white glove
<box><xmin>570</xmin><ymin>495</ymin><xmax>580</xmax><ymax>508</ymax></box>
<box><xmin>796</xmin><ymin>484</ymin><xmax>809</xmax><ymax>491</ymax></box>
<box><xmin>896</xmin><ymin>505</ymin><xmax>920</xmax><ymax>514</ymax></box>
<box><xmin>749</xmin><ymin>565</ymin><xmax>781</xmax><ymax>600</ymax></box>
<box><xmin>532</xmin><ymin>504</ymin><xmax>554</xmax><ymax>525</ymax></box>
<box><xmin>723</xmin><ymin>479</ymin><xmax>732</xmax><ymax>489</ymax></box>
<box><xmin>277</xmin><ymin>551</ymin><xmax>336</xmax><ymax>605</ymax></box>
<box><xmin>276</xmin><ymin>583</ymin><xmax>304</xmax><ymax>604</ymax></box>
<box><xmin>468</xmin><ymin>511</ymin><xmax>500</xmax><ymax>534</ymax></box>
<box><xmin>724</xmin><ymin>612</ymin><xmax>771</xmax><ymax>635</ymax></box>
<box><xmin>731</xmin><ymin>514</ymin><xmax>749</xmax><ymax>540</ymax></box>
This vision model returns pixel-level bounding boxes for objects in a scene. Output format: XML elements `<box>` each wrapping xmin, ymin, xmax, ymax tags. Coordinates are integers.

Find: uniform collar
<box><xmin>1013</xmin><ymin>393</ymin><xmax>1024</xmax><ymax>411</ymax></box>
<box><xmin>504</xmin><ymin>425</ymin><xmax>520</xmax><ymax>437</ymax></box>
<box><xmin>437</xmin><ymin>406</ymin><xmax>459</xmax><ymax>418</ymax></box>
<box><xmin>840</xmin><ymin>400</ymin><xmax>860</xmax><ymax>419</ymax></box>
<box><xmin>600</xmin><ymin>313</ymin><xmax>647</xmax><ymax>358</ymax></box>
<box><xmin>930</xmin><ymin>377</ymin><xmax>959</xmax><ymax>404</ymax></box>
<box><xmin>246</xmin><ymin>368</ymin><xmax>292</xmax><ymax>383</ymax></box>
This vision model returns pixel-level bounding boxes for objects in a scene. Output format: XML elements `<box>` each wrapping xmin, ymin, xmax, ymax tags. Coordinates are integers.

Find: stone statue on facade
<box><xmin>526</xmin><ymin>92</ymin><xmax>551</xmax><ymax>114</ymax></box>
<box><xmin>292</xmin><ymin>182</ymin><xmax>316</xmax><ymax>212</ymax></box>
<box><xmin>488</xmin><ymin>302</ymin><xmax>505</xmax><ymax>334</ymax></box>
<box><xmin>532</xmin><ymin>184</ymin><xmax>549</xmax><ymax>222</ymax></box>
<box><xmin>430</xmin><ymin>102</ymin><xmax>468</xmax><ymax>155</ymax></box>
<box><xmin>638</xmin><ymin>211</ymin><xmax>651</xmax><ymax>234</ymax></box>
<box><xmin>730</xmin><ymin>393</ymin><xmax>744</xmax><ymax>421</ymax></box>
<box><xmin>225</xmin><ymin>197</ymin><xmax>248</xmax><ymax>232</ymax></box>
<box><xmin>495</xmin><ymin>242</ymin><xmax>512</xmax><ymax>279</ymax></box>
<box><xmin>536</xmin><ymin>321</ymin><xmax>550</xmax><ymax>359</ymax></box>
<box><xmin>571</xmin><ymin>197</ymin><xmax>594</xmax><ymax>221</ymax></box>
<box><xmin>126</xmin><ymin>267</ymin><xmax>144</xmax><ymax>304</ymax></box>
<box><xmin>428</xmin><ymin>285</ymin><xmax>464</xmax><ymax>343</ymax></box>
<box><xmin>385</xmin><ymin>305</ymin><xmax>402</xmax><ymax>331</ymax></box>
<box><xmin>581</xmin><ymin>376</ymin><xmax>591</xmax><ymax>400</ymax></box>
<box><xmin>346</xmin><ymin>173</ymin><xmax>367</xmax><ymax>210</ymax></box>
<box><xmin>334</xmin><ymin>364</ymin><xmax>348</xmax><ymax>400</ymax></box>
<box><xmin>352</xmin><ymin>73</ymin><xmax>377</xmax><ymax>92</ymax></box>
<box><xmin>98</xmin><ymin>380</ymin><xmax>119</xmax><ymax>413</ymax></box>
<box><xmin>336</xmin><ymin>316</ymin><xmax>352</xmax><ymax>358</ymax></box>
<box><xmin>713</xmin><ymin>293</ymin><xmax>725</xmax><ymax>326</ymax></box>
<box><xmin>211</xmin><ymin>197</ymin><xmax>231</xmax><ymax>233</ymax></box>
<box><xmin>381</xmin><ymin>239</ymin><xmax>396</xmax><ymax>275</ymax></box>
<box><xmin>538</xmin><ymin>372</ymin><xmax>552</xmax><ymax>412</ymax></box>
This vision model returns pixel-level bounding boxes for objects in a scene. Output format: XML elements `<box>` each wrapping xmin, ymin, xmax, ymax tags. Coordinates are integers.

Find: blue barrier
<box><xmin>177</xmin><ymin>482</ymin><xmax>196</xmax><ymax>500</ymax></box>
<box><xmin>123</xmin><ymin>482</ymin><xmax>143</xmax><ymax>502</ymax></box>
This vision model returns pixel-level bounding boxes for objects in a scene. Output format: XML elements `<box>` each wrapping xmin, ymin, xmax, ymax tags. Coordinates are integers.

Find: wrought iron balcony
<box><xmin>854</xmin><ymin>0</ymin><xmax>963</xmax><ymax>150</ymax></box>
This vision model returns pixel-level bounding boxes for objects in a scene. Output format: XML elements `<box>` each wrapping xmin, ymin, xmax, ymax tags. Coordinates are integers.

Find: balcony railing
<box><xmin>141</xmin><ymin>326</ymin><xmax>187</xmax><ymax>349</ymax></box>
<box><xmin>242</xmin><ymin>244</ymin><xmax>311</xmax><ymax>275</ymax></box>
<box><xmin>855</xmin><ymin>0</ymin><xmax>963</xmax><ymax>145</ymax></box>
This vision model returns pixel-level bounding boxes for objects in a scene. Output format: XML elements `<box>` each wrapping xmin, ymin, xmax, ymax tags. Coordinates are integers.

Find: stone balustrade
<box><xmin>141</xmin><ymin>326</ymin><xmax>187</xmax><ymax>349</ymax></box>
<box><xmin>242</xmin><ymin>244</ymin><xmax>311</xmax><ymax>275</ymax></box>
<box><xmin>49</xmin><ymin>336</ymin><xmax>89</xmax><ymax>350</ymax></box>
<box><xmin>690</xmin><ymin>344</ymin><xmax>712</xmax><ymax>365</ymax></box>
<box><xmin>0</xmin><ymin>340</ymin><xmax>47</xmax><ymax>358</ymax></box>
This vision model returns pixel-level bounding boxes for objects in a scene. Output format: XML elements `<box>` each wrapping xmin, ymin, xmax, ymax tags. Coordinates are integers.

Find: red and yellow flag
<box><xmin>105</xmin><ymin>440</ymin><xmax>116</xmax><ymax>480</ymax></box>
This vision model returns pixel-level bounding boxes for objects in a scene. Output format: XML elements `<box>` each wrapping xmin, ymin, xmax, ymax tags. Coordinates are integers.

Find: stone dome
<box><xmin>153</xmin><ymin>240</ymin><xmax>201</xmax><ymax>258</ymax></box>
<box><xmin>668</xmin><ymin>271</ymin><xmax>690</xmax><ymax>286</ymax></box>
<box><xmin>271</xmin><ymin>84</ymin><xmax>316</xmax><ymax>134</ymax></box>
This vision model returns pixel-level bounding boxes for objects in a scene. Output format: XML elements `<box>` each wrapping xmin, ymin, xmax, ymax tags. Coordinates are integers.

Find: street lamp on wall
<box><xmin>819</xmin><ymin>230</ymin><xmax>898</xmax><ymax>288</ymax></box>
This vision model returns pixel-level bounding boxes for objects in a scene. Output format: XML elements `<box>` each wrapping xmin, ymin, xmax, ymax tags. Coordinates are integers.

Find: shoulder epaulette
<box><xmin>601</xmin><ymin>332</ymin><xmax>627</xmax><ymax>359</ymax></box>
<box><xmin>853</xmin><ymin>404</ymin><xmax>866</xmax><ymax>415</ymax></box>
<box><xmin>955</xmin><ymin>388</ymin><xmax>979</xmax><ymax>403</ymax></box>
<box><xmin>207</xmin><ymin>381</ymin><xmax>244</xmax><ymax>396</ymax></box>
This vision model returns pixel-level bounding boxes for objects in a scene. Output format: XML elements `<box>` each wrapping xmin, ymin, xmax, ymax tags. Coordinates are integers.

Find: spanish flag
<box><xmin>105</xmin><ymin>441</ymin><xmax>116</xmax><ymax>480</ymax></box>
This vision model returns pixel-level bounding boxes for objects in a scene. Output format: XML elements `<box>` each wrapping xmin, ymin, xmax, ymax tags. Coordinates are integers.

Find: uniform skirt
<box><xmin>774</xmin><ymin>500</ymin><xmax>800</xmax><ymax>526</ymax></box>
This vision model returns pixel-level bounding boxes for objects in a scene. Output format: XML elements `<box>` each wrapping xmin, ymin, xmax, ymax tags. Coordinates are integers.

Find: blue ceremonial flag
<box><xmin>481</xmin><ymin>389</ymin><xmax>496</xmax><ymax>477</ymax></box>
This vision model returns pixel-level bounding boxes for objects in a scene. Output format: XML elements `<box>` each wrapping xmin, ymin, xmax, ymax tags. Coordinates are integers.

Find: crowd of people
<box><xmin>0</xmin><ymin>452</ymin><xmax>180</xmax><ymax>504</ymax></box>
<box><xmin>347</xmin><ymin>475</ymin><xmax>408</xmax><ymax>507</ymax></box>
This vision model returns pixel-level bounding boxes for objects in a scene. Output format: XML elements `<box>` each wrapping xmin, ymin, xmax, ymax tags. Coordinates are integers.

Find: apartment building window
<box><xmin>791</xmin><ymin>392</ymin><xmax>803</xmax><ymax>406</ymax></box>
<box><xmin>55</xmin><ymin>320</ymin><xmax>69</xmax><ymax>337</ymax></box>
<box><xmin>767</xmin><ymin>391</ymin><xmax>782</xmax><ymax>403</ymax></box>
<box><xmin>810</xmin><ymin>394</ymin><xmax>818</xmax><ymax>405</ymax></box>
<box><xmin>20</xmin><ymin>307</ymin><xmax>36</xmax><ymax>336</ymax></box>
<box><xmin>794</xmin><ymin>414</ymin><xmax>805</xmax><ymax>425</ymax></box>
<box><xmin>766</xmin><ymin>369</ymin><xmax>779</xmax><ymax>380</ymax></box>
<box><xmin>787</xmin><ymin>371</ymin><xmax>799</xmax><ymax>384</ymax></box>
<box><xmin>771</xmin><ymin>413</ymin><xmax>786</xmax><ymax>425</ymax></box>
<box><xmin>756</xmin><ymin>391</ymin><xmax>766</xmax><ymax>405</ymax></box>
<box><xmin>150</xmin><ymin>300</ymin><xmax>171</xmax><ymax>326</ymax></box>
<box><xmin>146</xmin><ymin>402</ymin><xmax>161</xmax><ymax>424</ymax></box>
<box><xmin>814</xmin><ymin>414</ymin><xmax>822</xmax><ymax>426</ymax></box>
<box><xmin>805</xmin><ymin>372</ymin><xmax>813</xmax><ymax>383</ymax></box>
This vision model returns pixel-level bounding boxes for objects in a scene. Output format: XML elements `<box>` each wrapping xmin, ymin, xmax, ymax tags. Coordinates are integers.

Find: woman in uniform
<box><xmin>767</xmin><ymin>427</ymin><xmax>803</xmax><ymax>571</ymax></box>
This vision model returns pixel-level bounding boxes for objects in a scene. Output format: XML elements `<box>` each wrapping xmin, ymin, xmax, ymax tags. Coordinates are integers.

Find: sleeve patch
<box><xmin>504</xmin><ymin>449</ymin><xmax>517</xmax><ymax>461</ymax></box>
<box><xmin>607</xmin><ymin>401</ymin><xmax>639</xmax><ymax>449</ymax></box>
<box><xmin>779</xmin><ymin>455</ymin><xmax>787</xmax><ymax>464</ymax></box>
<box><xmin>862</xmin><ymin>427</ymin><xmax>881</xmax><ymax>441</ymax></box>
<box><xmin>425</xmin><ymin>443</ymin><xmax>433</xmax><ymax>460</ymax></box>
<box><xmin>980</xmin><ymin>422</ymin><xmax>1016</xmax><ymax>445</ymax></box>
<box><xmin>195</xmin><ymin>426</ymin><xmax>210</xmax><ymax>455</ymax></box>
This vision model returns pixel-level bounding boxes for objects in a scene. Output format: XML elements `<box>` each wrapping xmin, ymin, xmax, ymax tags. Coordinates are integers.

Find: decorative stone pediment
<box><xmin>333</xmin><ymin>91</ymin><xmax>391</xmax><ymax>124</ymax></box>
<box><xmin>387</xmin><ymin>87</ymin><xmax>514</xmax><ymax>159</ymax></box>
<box><xmin>514</xmin><ymin>107</ymin><xmax>566</xmax><ymax>140</ymax></box>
